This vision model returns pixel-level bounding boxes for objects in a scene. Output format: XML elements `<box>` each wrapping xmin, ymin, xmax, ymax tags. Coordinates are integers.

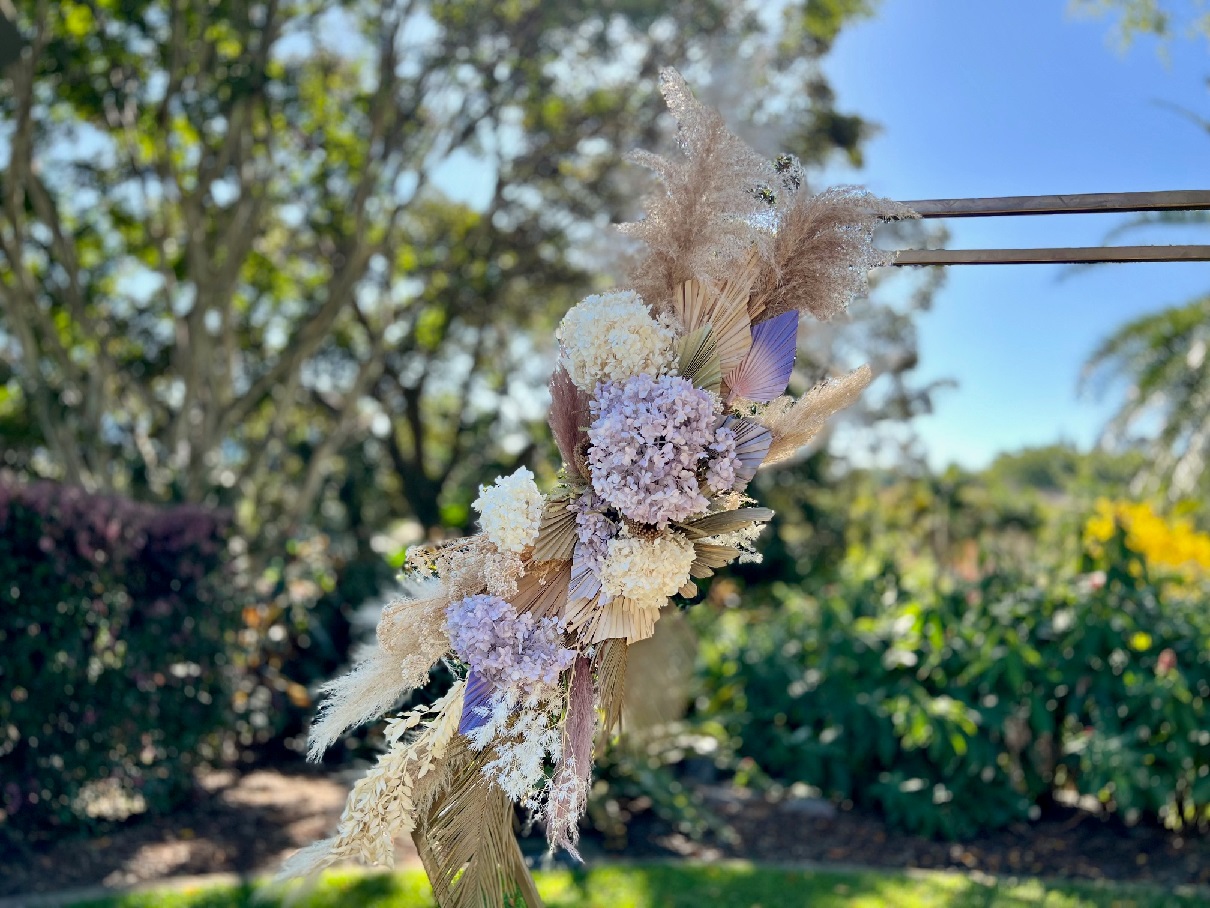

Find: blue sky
<box><xmin>820</xmin><ymin>0</ymin><xmax>1210</xmax><ymax>469</ymax></box>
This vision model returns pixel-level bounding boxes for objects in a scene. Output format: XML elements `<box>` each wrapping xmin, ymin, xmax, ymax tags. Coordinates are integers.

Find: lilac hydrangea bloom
<box><xmin>587</xmin><ymin>374</ymin><xmax>736</xmax><ymax>526</ymax></box>
<box><xmin>445</xmin><ymin>594</ymin><xmax>575</xmax><ymax>694</ymax></box>
<box><xmin>570</xmin><ymin>490</ymin><xmax>615</xmax><ymax>575</ymax></box>
<box><xmin>705</xmin><ymin>425</ymin><xmax>741</xmax><ymax>493</ymax></box>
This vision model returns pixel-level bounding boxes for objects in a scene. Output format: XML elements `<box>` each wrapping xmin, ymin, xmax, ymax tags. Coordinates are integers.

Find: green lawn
<box><xmin>69</xmin><ymin>864</ymin><xmax>1209</xmax><ymax>908</ymax></box>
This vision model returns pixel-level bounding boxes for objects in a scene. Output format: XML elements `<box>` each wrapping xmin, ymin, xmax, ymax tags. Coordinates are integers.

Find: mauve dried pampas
<box><xmin>749</xmin><ymin>186</ymin><xmax>915</xmax><ymax>324</ymax></box>
<box><xmin>622</xmin><ymin>69</ymin><xmax>913</xmax><ymax>330</ymax></box>
<box><xmin>548</xmin><ymin>367</ymin><xmax>591</xmax><ymax>480</ymax></box>
<box><xmin>543</xmin><ymin>655</ymin><xmax>596</xmax><ymax>859</ymax></box>
<box><xmin>620</xmin><ymin>69</ymin><xmax>774</xmax><ymax>311</ymax></box>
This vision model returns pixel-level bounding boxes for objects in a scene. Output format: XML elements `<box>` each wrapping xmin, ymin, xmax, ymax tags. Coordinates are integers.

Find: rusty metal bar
<box><xmin>894</xmin><ymin>245</ymin><xmax>1210</xmax><ymax>266</ymax></box>
<box><xmin>900</xmin><ymin>189</ymin><xmax>1210</xmax><ymax>219</ymax></box>
<box><xmin>889</xmin><ymin>189</ymin><xmax>1210</xmax><ymax>265</ymax></box>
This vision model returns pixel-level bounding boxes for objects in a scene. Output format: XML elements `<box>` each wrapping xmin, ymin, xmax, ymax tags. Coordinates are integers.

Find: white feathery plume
<box><xmin>307</xmin><ymin>579</ymin><xmax>451</xmax><ymax>760</ymax></box>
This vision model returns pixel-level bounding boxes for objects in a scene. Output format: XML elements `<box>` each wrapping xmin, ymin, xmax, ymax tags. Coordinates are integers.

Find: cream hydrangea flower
<box><xmin>599</xmin><ymin>532</ymin><xmax>696</xmax><ymax>610</ymax></box>
<box><xmin>473</xmin><ymin>467</ymin><xmax>545</xmax><ymax>553</ymax></box>
<box><xmin>556</xmin><ymin>290</ymin><xmax>675</xmax><ymax>390</ymax></box>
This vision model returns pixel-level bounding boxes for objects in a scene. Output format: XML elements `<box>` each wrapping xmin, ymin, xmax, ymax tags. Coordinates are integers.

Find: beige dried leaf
<box><xmin>676</xmin><ymin>324</ymin><xmax>722</xmax><ymax>393</ymax></box>
<box><xmin>676</xmin><ymin>507</ymin><xmax>774</xmax><ymax>539</ymax></box>
<box><xmin>689</xmin><ymin>543</ymin><xmax>740</xmax><ymax>579</ymax></box>
<box><xmin>586</xmin><ymin>598</ymin><xmax>659</xmax><ymax>644</ymax></box>
<box><xmin>673</xmin><ymin>278</ymin><xmax>752</xmax><ymax>376</ymax></box>
<box><xmin>513</xmin><ymin>559</ymin><xmax>571</xmax><ymax>618</ymax></box>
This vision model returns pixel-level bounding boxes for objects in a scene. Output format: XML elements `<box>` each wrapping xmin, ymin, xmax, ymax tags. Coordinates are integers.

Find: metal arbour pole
<box><xmin>889</xmin><ymin>190</ymin><xmax>1210</xmax><ymax>265</ymax></box>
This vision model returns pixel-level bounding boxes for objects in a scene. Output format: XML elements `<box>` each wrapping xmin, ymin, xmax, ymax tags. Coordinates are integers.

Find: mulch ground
<box><xmin>3</xmin><ymin>769</ymin><xmax>1209</xmax><ymax>898</ymax></box>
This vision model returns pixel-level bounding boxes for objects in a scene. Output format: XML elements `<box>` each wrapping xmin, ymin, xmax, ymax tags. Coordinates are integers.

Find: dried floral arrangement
<box><xmin>281</xmin><ymin>68</ymin><xmax>912</xmax><ymax>908</ymax></box>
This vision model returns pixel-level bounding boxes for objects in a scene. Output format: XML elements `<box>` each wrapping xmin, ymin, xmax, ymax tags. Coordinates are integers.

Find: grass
<box><xmin>66</xmin><ymin>863</ymin><xmax>1210</xmax><ymax>908</ymax></box>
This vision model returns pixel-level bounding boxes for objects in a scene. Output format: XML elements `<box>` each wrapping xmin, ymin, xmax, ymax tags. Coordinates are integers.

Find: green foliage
<box><xmin>984</xmin><ymin>444</ymin><xmax>1147</xmax><ymax>498</ymax></box>
<box><xmin>0</xmin><ymin>481</ymin><xmax>237</xmax><ymax>836</ymax></box>
<box><xmin>1081</xmin><ymin>296</ymin><xmax>1210</xmax><ymax>499</ymax></box>
<box><xmin>65</xmin><ymin>865</ymin><xmax>1205</xmax><ymax>908</ymax></box>
<box><xmin>587</xmin><ymin>724</ymin><xmax>744</xmax><ymax>848</ymax></box>
<box><xmin>0</xmin><ymin>0</ymin><xmax>889</xmax><ymax>550</ymax></box>
<box><xmin>697</xmin><ymin>530</ymin><xmax>1210</xmax><ymax>839</ymax></box>
<box><xmin>1072</xmin><ymin>0</ymin><xmax>1210</xmax><ymax>45</ymax></box>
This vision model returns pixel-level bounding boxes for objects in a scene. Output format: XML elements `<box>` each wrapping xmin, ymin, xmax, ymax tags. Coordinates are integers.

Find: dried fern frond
<box><xmin>283</xmin><ymin>681</ymin><xmax>466</xmax><ymax>878</ymax></box>
<box><xmin>750</xmin><ymin>187</ymin><xmax>915</xmax><ymax>324</ymax></box>
<box><xmin>755</xmin><ymin>365</ymin><xmax>874</xmax><ymax>466</ymax></box>
<box><xmin>620</xmin><ymin>68</ymin><xmax>773</xmax><ymax>312</ymax></box>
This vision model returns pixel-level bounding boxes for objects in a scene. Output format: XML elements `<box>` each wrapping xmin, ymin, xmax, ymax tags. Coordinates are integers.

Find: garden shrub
<box><xmin>0</xmin><ymin>480</ymin><xmax>238</xmax><ymax>836</ymax></box>
<box><xmin>697</xmin><ymin>521</ymin><xmax>1210</xmax><ymax>839</ymax></box>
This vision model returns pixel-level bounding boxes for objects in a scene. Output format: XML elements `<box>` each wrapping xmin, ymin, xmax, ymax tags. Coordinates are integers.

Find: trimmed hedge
<box><xmin>0</xmin><ymin>481</ymin><xmax>237</xmax><ymax>835</ymax></box>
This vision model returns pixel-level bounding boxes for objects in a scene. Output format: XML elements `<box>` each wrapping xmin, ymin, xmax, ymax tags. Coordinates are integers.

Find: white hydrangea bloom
<box><xmin>599</xmin><ymin>532</ymin><xmax>696</xmax><ymax>610</ymax></box>
<box><xmin>473</xmin><ymin>467</ymin><xmax>544</xmax><ymax>553</ymax></box>
<box><xmin>556</xmin><ymin>290</ymin><xmax>675</xmax><ymax>390</ymax></box>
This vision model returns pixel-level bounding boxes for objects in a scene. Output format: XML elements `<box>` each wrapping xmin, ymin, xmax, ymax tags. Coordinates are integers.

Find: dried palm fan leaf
<box><xmin>415</xmin><ymin>744</ymin><xmax>541</xmax><ymax>908</ymax></box>
<box><xmin>720</xmin><ymin>415</ymin><xmax>773</xmax><ymax>490</ymax></box>
<box><xmin>621</xmin><ymin>69</ymin><xmax>774</xmax><ymax>311</ymax></box>
<box><xmin>673</xmin><ymin>278</ymin><xmax>752</xmax><ymax>376</ymax></box>
<box><xmin>512</xmin><ymin>560</ymin><xmax>571</xmax><ymax>619</ymax></box>
<box><xmin>564</xmin><ymin>544</ymin><xmax>604</xmax><ymax>626</ymax></box>
<box><xmin>756</xmin><ymin>365</ymin><xmax>874</xmax><ymax>466</ymax></box>
<box><xmin>690</xmin><ymin>543</ymin><xmax>741</xmax><ymax>579</ymax></box>
<box><xmin>531</xmin><ymin>496</ymin><xmax>577</xmax><ymax>563</ymax></box>
<box><xmin>588</xmin><ymin>597</ymin><xmax>659</xmax><ymax>644</ymax></box>
<box><xmin>749</xmin><ymin>186</ymin><xmax>915</xmax><ymax>324</ymax></box>
<box><xmin>594</xmin><ymin>638</ymin><xmax>629</xmax><ymax>737</ymax></box>
<box><xmin>676</xmin><ymin>507</ymin><xmax>774</xmax><ymax>540</ymax></box>
<box><xmin>725</xmin><ymin>310</ymin><xmax>799</xmax><ymax>403</ymax></box>
<box><xmin>676</xmin><ymin>324</ymin><xmax>722</xmax><ymax>393</ymax></box>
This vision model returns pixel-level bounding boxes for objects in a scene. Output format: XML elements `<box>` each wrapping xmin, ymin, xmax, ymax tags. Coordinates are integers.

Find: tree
<box><xmin>1075</xmin><ymin>0</ymin><xmax>1210</xmax><ymax>501</ymax></box>
<box><xmin>0</xmin><ymin>0</ymin><xmax>904</xmax><ymax>557</ymax></box>
<box><xmin>1072</xmin><ymin>0</ymin><xmax>1210</xmax><ymax>44</ymax></box>
<box><xmin>1082</xmin><ymin>297</ymin><xmax>1210</xmax><ymax>497</ymax></box>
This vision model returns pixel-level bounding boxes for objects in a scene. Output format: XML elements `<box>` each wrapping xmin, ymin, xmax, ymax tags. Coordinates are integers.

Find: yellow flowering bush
<box><xmin>1084</xmin><ymin>499</ymin><xmax>1210</xmax><ymax>577</ymax></box>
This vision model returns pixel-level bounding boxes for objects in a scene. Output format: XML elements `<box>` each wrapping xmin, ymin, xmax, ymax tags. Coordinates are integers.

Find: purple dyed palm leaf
<box><xmin>726</xmin><ymin>311</ymin><xmax>798</xmax><ymax>403</ymax></box>
<box><xmin>459</xmin><ymin>669</ymin><xmax>494</xmax><ymax>735</ymax></box>
<box><xmin>722</xmin><ymin>415</ymin><xmax>772</xmax><ymax>489</ymax></box>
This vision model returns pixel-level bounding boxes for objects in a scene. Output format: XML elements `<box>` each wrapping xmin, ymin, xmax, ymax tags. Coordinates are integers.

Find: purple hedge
<box><xmin>0</xmin><ymin>480</ymin><xmax>237</xmax><ymax>835</ymax></box>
